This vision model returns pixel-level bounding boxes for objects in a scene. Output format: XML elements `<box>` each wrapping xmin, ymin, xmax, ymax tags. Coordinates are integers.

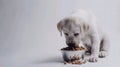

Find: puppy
<box><xmin>57</xmin><ymin>9</ymin><xmax>109</xmax><ymax>62</ymax></box>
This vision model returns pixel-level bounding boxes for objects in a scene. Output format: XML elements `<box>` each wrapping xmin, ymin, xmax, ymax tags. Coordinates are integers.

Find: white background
<box><xmin>0</xmin><ymin>0</ymin><xmax>120</xmax><ymax>67</ymax></box>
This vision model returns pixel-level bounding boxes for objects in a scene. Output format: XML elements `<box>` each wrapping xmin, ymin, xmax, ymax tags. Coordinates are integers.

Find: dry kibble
<box><xmin>61</xmin><ymin>46</ymin><xmax>85</xmax><ymax>51</ymax></box>
<box><xmin>64</xmin><ymin>62</ymin><xmax>67</xmax><ymax>64</ymax></box>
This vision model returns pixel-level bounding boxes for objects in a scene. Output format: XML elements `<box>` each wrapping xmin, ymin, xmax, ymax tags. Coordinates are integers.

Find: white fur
<box><xmin>57</xmin><ymin>9</ymin><xmax>109</xmax><ymax>62</ymax></box>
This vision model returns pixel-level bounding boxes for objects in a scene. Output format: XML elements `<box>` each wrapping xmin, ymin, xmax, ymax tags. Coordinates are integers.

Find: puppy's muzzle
<box><xmin>67</xmin><ymin>42</ymin><xmax>76</xmax><ymax>47</ymax></box>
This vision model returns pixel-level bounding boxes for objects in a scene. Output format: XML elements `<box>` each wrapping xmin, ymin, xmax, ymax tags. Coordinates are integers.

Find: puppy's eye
<box><xmin>65</xmin><ymin>33</ymin><xmax>68</xmax><ymax>36</ymax></box>
<box><xmin>74</xmin><ymin>33</ymin><xmax>79</xmax><ymax>36</ymax></box>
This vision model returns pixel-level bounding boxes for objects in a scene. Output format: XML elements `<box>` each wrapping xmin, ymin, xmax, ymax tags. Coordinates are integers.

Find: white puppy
<box><xmin>57</xmin><ymin>9</ymin><xmax>109</xmax><ymax>62</ymax></box>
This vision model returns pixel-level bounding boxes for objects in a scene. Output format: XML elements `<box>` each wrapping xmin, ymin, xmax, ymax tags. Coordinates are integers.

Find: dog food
<box><xmin>61</xmin><ymin>46</ymin><xmax>85</xmax><ymax>51</ymax></box>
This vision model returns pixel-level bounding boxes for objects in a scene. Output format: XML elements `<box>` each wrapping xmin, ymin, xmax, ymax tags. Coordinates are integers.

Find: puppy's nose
<box><xmin>68</xmin><ymin>37</ymin><xmax>73</xmax><ymax>41</ymax></box>
<box><xmin>67</xmin><ymin>43</ymin><xmax>75</xmax><ymax>47</ymax></box>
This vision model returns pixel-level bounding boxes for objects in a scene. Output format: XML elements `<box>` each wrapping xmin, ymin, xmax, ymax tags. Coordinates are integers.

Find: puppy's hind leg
<box><xmin>99</xmin><ymin>37</ymin><xmax>110</xmax><ymax>58</ymax></box>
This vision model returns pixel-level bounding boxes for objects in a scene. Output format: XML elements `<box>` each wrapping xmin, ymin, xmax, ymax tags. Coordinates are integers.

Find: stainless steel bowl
<box><xmin>61</xmin><ymin>49</ymin><xmax>85</xmax><ymax>62</ymax></box>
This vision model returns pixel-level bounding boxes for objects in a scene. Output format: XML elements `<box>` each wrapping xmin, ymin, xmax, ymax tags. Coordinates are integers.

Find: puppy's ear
<box><xmin>57</xmin><ymin>21</ymin><xmax>63</xmax><ymax>36</ymax></box>
<box><xmin>79</xmin><ymin>23</ymin><xmax>89</xmax><ymax>37</ymax></box>
<box><xmin>82</xmin><ymin>23</ymin><xmax>89</xmax><ymax>32</ymax></box>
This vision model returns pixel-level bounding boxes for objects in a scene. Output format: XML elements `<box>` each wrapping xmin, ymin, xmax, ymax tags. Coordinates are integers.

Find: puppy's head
<box><xmin>57</xmin><ymin>17</ymin><xmax>89</xmax><ymax>48</ymax></box>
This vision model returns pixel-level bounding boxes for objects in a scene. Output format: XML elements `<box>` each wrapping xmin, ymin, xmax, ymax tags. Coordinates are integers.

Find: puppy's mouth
<box><xmin>67</xmin><ymin>43</ymin><xmax>79</xmax><ymax>48</ymax></box>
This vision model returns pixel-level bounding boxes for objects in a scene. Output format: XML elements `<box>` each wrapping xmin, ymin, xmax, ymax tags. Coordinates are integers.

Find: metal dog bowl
<box><xmin>61</xmin><ymin>49</ymin><xmax>85</xmax><ymax>62</ymax></box>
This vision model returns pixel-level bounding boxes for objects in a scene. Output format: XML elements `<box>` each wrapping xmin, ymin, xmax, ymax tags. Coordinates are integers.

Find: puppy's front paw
<box><xmin>89</xmin><ymin>55</ymin><xmax>98</xmax><ymax>62</ymax></box>
<box><xmin>99</xmin><ymin>51</ymin><xmax>108</xmax><ymax>58</ymax></box>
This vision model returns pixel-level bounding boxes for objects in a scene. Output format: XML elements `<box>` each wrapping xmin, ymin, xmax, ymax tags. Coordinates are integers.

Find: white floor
<box><xmin>0</xmin><ymin>0</ymin><xmax>120</xmax><ymax>67</ymax></box>
<box><xmin>0</xmin><ymin>31</ymin><xmax>120</xmax><ymax>67</ymax></box>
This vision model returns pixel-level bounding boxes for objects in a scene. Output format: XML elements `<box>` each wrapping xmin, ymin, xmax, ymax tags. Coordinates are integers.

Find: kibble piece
<box><xmin>72</xmin><ymin>61</ymin><xmax>76</xmax><ymax>64</ymax></box>
<box><xmin>64</xmin><ymin>62</ymin><xmax>67</xmax><ymax>64</ymax></box>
